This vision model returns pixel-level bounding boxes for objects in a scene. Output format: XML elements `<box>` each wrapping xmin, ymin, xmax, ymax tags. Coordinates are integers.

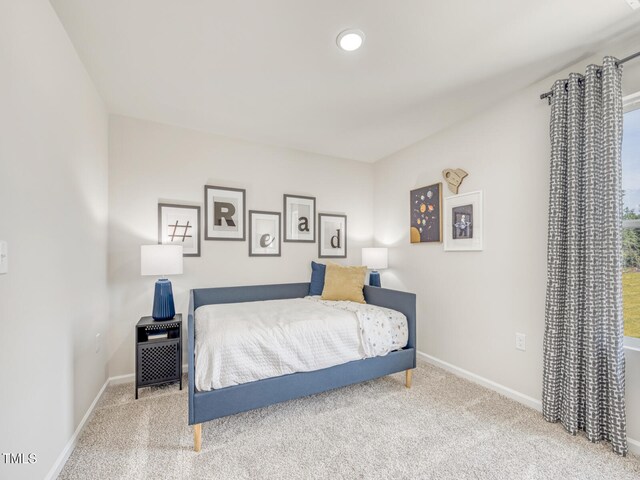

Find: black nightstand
<box><xmin>135</xmin><ymin>314</ymin><xmax>182</xmax><ymax>399</ymax></box>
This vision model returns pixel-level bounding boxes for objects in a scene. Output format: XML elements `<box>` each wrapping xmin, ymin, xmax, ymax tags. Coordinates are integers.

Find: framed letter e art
<box><xmin>249</xmin><ymin>211</ymin><xmax>281</xmax><ymax>257</ymax></box>
<box><xmin>283</xmin><ymin>194</ymin><xmax>316</xmax><ymax>243</ymax></box>
<box><xmin>158</xmin><ymin>203</ymin><xmax>201</xmax><ymax>257</ymax></box>
<box><xmin>204</xmin><ymin>185</ymin><xmax>246</xmax><ymax>241</ymax></box>
<box><xmin>318</xmin><ymin>213</ymin><xmax>347</xmax><ymax>258</ymax></box>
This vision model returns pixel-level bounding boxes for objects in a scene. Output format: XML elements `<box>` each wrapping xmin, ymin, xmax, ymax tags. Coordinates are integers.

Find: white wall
<box><xmin>373</xmin><ymin>36</ymin><xmax>640</xmax><ymax>447</ymax></box>
<box><xmin>374</xmin><ymin>84</ymin><xmax>550</xmax><ymax>398</ymax></box>
<box><xmin>108</xmin><ymin>115</ymin><xmax>374</xmax><ymax>377</ymax></box>
<box><xmin>0</xmin><ymin>1</ymin><xmax>109</xmax><ymax>479</ymax></box>
<box><xmin>1</xmin><ymin>5</ymin><xmax>636</xmax><ymax>476</ymax></box>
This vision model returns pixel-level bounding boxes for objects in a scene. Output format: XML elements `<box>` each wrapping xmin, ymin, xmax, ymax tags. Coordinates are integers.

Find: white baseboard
<box><xmin>46</xmin><ymin>354</ymin><xmax>640</xmax><ymax>478</ymax></box>
<box><xmin>108</xmin><ymin>372</ymin><xmax>136</xmax><ymax>385</ymax></box>
<box><xmin>109</xmin><ymin>364</ymin><xmax>188</xmax><ymax>385</ymax></box>
<box><xmin>46</xmin><ymin>364</ymin><xmax>188</xmax><ymax>478</ymax></box>
<box><xmin>45</xmin><ymin>377</ymin><xmax>109</xmax><ymax>480</ymax></box>
<box><xmin>627</xmin><ymin>436</ymin><xmax>640</xmax><ymax>456</ymax></box>
<box><xmin>417</xmin><ymin>350</ymin><xmax>640</xmax><ymax>455</ymax></box>
<box><xmin>417</xmin><ymin>350</ymin><xmax>543</xmax><ymax>412</ymax></box>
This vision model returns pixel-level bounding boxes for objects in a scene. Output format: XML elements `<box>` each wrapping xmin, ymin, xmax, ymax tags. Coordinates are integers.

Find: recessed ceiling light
<box><xmin>336</xmin><ymin>29</ymin><xmax>365</xmax><ymax>52</ymax></box>
<box><xmin>625</xmin><ymin>0</ymin><xmax>640</xmax><ymax>10</ymax></box>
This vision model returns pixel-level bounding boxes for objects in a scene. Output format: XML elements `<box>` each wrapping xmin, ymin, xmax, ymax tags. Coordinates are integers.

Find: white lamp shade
<box><xmin>141</xmin><ymin>245</ymin><xmax>183</xmax><ymax>276</ymax></box>
<box><xmin>362</xmin><ymin>247</ymin><xmax>388</xmax><ymax>270</ymax></box>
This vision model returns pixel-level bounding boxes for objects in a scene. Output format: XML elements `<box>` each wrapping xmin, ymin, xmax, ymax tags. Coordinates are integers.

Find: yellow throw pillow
<box><xmin>321</xmin><ymin>263</ymin><xmax>367</xmax><ymax>303</ymax></box>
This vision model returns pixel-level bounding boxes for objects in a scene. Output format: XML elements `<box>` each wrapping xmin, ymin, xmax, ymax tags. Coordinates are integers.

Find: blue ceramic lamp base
<box><xmin>152</xmin><ymin>278</ymin><xmax>175</xmax><ymax>321</ymax></box>
<box><xmin>369</xmin><ymin>271</ymin><xmax>381</xmax><ymax>287</ymax></box>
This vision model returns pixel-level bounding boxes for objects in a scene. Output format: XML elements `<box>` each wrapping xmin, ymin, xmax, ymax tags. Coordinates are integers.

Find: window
<box><xmin>622</xmin><ymin>97</ymin><xmax>640</xmax><ymax>340</ymax></box>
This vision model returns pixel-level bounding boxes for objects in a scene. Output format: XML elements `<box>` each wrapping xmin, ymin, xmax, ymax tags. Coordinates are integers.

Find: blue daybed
<box><xmin>188</xmin><ymin>282</ymin><xmax>416</xmax><ymax>451</ymax></box>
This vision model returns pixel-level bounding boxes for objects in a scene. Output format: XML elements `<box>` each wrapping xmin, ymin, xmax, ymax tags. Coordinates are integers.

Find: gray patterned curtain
<box><xmin>543</xmin><ymin>56</ymin><xmax>627</xmax><ymax>456</ymax></box>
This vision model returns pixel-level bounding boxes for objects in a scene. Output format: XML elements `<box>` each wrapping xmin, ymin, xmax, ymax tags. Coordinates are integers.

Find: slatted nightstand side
<box><xmin>135</xmin><ymin>314</ymin><xmax>182</xmax><ymax>399</ymax></box>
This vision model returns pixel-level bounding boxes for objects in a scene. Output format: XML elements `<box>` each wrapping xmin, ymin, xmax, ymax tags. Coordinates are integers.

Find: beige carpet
<box><xmin>59</xmin><ymin>360</ymin><xmax>640</xmax><ymax>479</ymax></box>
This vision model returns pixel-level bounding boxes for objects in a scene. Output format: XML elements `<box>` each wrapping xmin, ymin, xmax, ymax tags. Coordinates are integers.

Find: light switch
<box><xmin>0</xmin><ymin>241</ymin><xmax>7</xmax><ymax>274</ymax></box>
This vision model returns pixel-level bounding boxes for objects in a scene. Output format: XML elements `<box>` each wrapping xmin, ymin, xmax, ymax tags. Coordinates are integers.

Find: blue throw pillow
<box><xmin>309</xmin><ymin>261</ymin><xmax>326</xmax><ymax>296</ymax></box>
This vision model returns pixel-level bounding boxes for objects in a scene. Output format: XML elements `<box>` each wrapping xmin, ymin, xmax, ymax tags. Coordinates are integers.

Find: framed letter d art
<box><xmin>318</xmin><ymin>213</ymin><xmax>347</xmax><ymax>258</ymax></box>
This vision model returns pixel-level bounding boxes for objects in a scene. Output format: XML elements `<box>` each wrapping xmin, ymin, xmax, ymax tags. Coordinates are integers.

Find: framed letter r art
<box><xmin>204</xmin><ymin>185</ymin><xmax>246</xmax><ymax>241</ymax></box>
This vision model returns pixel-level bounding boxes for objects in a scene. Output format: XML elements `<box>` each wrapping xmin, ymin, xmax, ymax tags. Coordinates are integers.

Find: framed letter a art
<box><xmin>204</xmin><ymin>185</ymin><xmax>246</xmax><ymax>241</ymax></box>
<box><xmin>283</xmin><ymin>194</ymin><xmax>316</xmax><ymax>243</ymax></box>
<box><xmin>318</xmin><ymin>213</ymin><xmax>347</xmax><ymax>258</ymax></box>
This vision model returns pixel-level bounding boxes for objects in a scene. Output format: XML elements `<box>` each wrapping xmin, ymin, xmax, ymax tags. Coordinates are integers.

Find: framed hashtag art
<box><xmin>158</xmin><ymin>203</ymin><xmax>201</xmax><ymax>257</ymax></box>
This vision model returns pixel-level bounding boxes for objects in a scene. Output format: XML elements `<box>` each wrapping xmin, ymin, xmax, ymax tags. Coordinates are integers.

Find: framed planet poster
<box><xmin>410</xmin><ymin>183</ymin><xmax>442</xmax><ymax>243</ymax></box>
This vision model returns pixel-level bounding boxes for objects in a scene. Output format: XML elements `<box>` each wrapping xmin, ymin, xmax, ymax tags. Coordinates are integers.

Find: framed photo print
<box><xmin>249</xmin><ymin>211</ymin><xmax>281</xmax><ymax>257</ymax></box>
<box><xmin>283</xmin><ymin>194</ymin><xmax>316</xmax><ymax>243</ymax></box>
<box><xmin>204</xmin><ymin>185</ymin><xmax>246</xmax><ymax>241</ymax></box>
<box><xmin>443</xmin><ymin>190</ymin><xmax>483</xmax><ymax>251</ymax></box>
<box><xmin>410</xmin><ymin>183</ymin><xmax>442</xmax><ymax>243</ymax></box>
<box><xmin>158</xmin><ymin>203</ymin><xmax>201</xmax><ymax>257</ymax></box>
<box><xmin>318</xmin><ymin>213</ymin><xmax>347</xmax><ymax>258</ymax></box>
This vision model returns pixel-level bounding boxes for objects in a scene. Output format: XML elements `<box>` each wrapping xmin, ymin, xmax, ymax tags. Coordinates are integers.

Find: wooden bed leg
<box><xmin>405</xmin><ymin>369</ymin><xmax>413</xmax><ymax>388</ymax></box>
<box><xmin>193</xmin><ymin>424</ymin><xmax>202</xmax><ymax>452</ymax></box>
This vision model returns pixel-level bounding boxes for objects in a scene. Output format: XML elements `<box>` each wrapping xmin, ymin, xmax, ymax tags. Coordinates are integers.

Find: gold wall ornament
<box><xmin>442</xmin><ymin>168</ymin><xmax>468</xmax><ymax>194</ymax></box>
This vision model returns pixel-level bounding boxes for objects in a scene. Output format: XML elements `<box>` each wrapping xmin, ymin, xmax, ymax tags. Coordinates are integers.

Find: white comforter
<box><xmin>195</xmin><ymin>297</ymin><xmax>408</xmax><ymax>391</ymax></box>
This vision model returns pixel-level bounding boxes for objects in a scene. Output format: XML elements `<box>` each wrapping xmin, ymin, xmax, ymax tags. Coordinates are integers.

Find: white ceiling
<box><xmin>51</xmin><ymin>0</ymin><xmax>639</xmax><ymax>162</ymax></box>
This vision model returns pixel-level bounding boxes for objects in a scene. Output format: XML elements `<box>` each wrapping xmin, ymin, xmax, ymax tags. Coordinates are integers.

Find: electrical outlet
<box><xmin>625</xmin><ymin>0</ymin><xmax>640</xmax><ymax>10</ymax></box>
<box><xmin>515</xmin><ymin>333</ymin><xmax>526</xmax><ymax>351</ymax></box>
<box><xmin>95</xmin><ymin>333</ymin><xmax>101</xmax><ymax>353</ymax></box>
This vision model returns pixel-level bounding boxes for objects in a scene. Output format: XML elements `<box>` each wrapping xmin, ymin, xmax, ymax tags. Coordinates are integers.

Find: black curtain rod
<box><xmin>539</xmin><ymin>50</ymin><xmax>640</xmax><ymax>102</ymax></box>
